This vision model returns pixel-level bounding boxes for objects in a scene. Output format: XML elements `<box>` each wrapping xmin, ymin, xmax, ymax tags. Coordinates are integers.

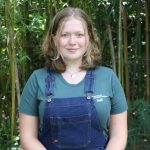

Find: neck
<box><xmin>65</xmin><ymin>63</ymin><xmax>82</xmax><ymax>79</ymax></box>
<box><xmin>66</xmin><ymin>66</ymin><xmax>80</xmax><ymax>73</ymax></box>
<box><xmin>64</xmin><ymin>57</ymin><xmax>82</xmax><ymax>67</ymax></box>
<box><xmin>62</xmin><ymin>60</ymin><xmax>86</xmax><ymax>80</ymax></box>
<box><xmin>65</xmin><ymin>61</ymin><xmax>82</xmax><ymax>73</ymax></box>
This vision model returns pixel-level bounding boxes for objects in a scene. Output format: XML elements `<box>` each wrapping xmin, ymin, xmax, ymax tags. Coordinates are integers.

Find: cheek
<box><xmin>53</xmin><ymin>39</ymin><xmax>63</xmax><ymax>53</ymax></box>
<box><xmin>58</xmin><ymin>38</ymin><xmax>66</xmax><ymax>49</ymax></box>
<box><xmin>58</xmin><ymin>38</ymin><xmax>63</xmax><ymax>45</ymax></box>
<box><xmin>81</xmin><ymin>37</ymin><xmax>89</xmax><ymax>48</ymax></box>
<box><xmin>78</xmin><ymin>38</ymin><xmax>86</xmax><ymax>46</ymax></box>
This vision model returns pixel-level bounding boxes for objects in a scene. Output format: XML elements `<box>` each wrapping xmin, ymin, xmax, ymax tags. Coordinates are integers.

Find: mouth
<box><xmin>67</xmin><ymin>48</ymin><xmax>78</xmax><ymax>52</ymax></box>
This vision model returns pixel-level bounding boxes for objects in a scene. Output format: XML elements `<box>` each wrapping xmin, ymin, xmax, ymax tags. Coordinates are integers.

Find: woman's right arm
<box><xmin>19</xmin><ymin>113</ymin><xmax>46</xmax><ymax>150</ymax></box>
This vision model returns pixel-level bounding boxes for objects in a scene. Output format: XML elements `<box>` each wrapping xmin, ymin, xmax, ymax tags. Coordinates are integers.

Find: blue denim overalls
<box><xmin>39</xmin><ymin>69</ymin><xmax>108</xmax><ymax>150</ymax></box>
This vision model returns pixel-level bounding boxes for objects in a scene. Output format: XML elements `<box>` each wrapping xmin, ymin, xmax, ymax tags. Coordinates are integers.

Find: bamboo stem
<box><xmin>122</xmin><ymin>5</ymin><xmax>130</xmax><ymax>100</ymax></box>
<box><xmin>15</xmin><ymin>62</ymin><xmax>21</xmax><ymax>105</ymax></box>
<box><xmin>107</xmin><ymin>24</ymin><xmax>116</xmax><ymax>73</ymax></box>
<box><xmin>118</xmin><ymin>0</ymin><xmax>124</xmax><ymax>84</ymax></box>
<box><xmin>145</xmin><ymin>1</ymin><xmax>150</xmax><ymax>102</ymax></box>
<box><xmin>136</xmin><ymin>0</ymin><xmax>142</xmax><ymax>98</ymax></box>
<box><xmin>5</xmin><ymin>0</ymin><xmax>16</xmax><ymax>139</ymax></box>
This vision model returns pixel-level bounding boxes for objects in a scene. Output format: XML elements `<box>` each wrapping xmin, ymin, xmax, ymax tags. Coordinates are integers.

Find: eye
<box><xmin>76</xmin><ymin>33</ymin><xmax>84</xmax><ymax>38</ymax></box>
<box><xmin>61</xmin><ymin>33</ymin><xmax>69</xmax><ymax>38</ymax></box>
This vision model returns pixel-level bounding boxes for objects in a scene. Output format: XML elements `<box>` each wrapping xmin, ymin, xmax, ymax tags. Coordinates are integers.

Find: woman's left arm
<box><xmin>105</xmin><ymin>111</ymin><xmax>128</xmax><ymax>150</ymax></box>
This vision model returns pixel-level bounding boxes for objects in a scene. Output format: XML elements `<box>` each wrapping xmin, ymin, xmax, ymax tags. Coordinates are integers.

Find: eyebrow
<box><xmin>61</xmin><ymin>31</ymin><xmax>85</xmax><ymax>33</ymax></box>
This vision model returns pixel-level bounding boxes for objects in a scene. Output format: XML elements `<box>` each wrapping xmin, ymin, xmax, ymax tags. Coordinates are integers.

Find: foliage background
<box><xmin>0</xmin><ymin>0</ymin><xmax>150</xmax><ymax>149</ymax></box>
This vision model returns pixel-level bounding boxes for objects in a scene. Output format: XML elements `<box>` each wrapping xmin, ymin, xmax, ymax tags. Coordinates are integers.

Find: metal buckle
<box><xmin>47</xmin><ymin>95</ymin><xmax>52</xmax><ymax>102</ymax></box>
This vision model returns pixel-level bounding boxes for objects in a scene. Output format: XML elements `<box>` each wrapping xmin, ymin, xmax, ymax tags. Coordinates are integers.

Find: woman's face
<box><xmin>56</xmin><ymin>17</ymin><xmax>89</xmax><ymax>63</ymax></box>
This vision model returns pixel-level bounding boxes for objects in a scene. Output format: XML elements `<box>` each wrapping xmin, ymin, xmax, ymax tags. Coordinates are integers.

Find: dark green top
<box><xmin>19</xmin><ymin>66</ymin><xmax>128</xmax><ymax>134</ymax></box>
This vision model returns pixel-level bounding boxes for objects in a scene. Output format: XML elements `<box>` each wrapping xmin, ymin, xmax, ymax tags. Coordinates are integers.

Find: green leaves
<box><xmin>27</xmin><ymin>14</ymin><xmax>46</xmax><ymax>32</ymax></box>
<box><xmin>127</xmin><ymin>100</ymin><xmax>150</xmax><ymax>149</ymax></box>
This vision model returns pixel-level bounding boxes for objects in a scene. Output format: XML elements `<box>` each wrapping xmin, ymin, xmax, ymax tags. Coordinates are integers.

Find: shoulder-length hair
<box><xmin>42</xmin><ymin>7</ymin><xmax>101</xmax><ymax>72</ymax></box>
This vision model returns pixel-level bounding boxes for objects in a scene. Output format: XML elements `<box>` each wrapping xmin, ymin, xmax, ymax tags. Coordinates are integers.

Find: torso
<box><xmin>20</xmin><ymin>66</ymin><xmax>127</xmax><ymax>135</ymax></box>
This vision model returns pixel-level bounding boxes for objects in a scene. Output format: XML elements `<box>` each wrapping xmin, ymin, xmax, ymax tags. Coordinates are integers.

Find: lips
<box><xmin>67</xmin><ymin>48</ymin><xmax>78</xmax><ymax>52</ymax></box>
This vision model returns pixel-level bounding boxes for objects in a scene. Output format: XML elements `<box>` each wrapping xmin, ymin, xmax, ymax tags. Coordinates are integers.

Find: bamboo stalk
<box><xmin>145</xmin><ymin>1</ymin><xmax>150</xmax><ymax>102</ymax></box>
<box><xmin>10</xmin><ymin>36</ymin><xmax>16</xmax><ymax>139</ymax></box>
<box><xmin>47</xmin><ymin>0</ymin><xmax>53</xmax><ymax>26</ymax></box>
<box><xmin>107</xmin><ymin>24</ymin><xmax>116</xmax><ymax>73</ymax></box>
<box><xmin>136</xmin><ymin>0</ymin><xmax>142</xmax><ymax>98</ymax></box>
<box><xmin>5</xmin><ymin>0</ymin><xmax>16</xmax><ymax>139</ymax></box>
<box><xmin>118</xmin><ymin>0</ymin><xmax>124</xmax><ymax>84</ymax></box>
<box><xmin>53</xmin><ymin>0</ymin><xmax>57</xmax><ymax>13</ymax></box>
<box><xmin>15</xmin><ymin>62</ymin><xmax>21</xmax><ymax>105</ymax></box>
<box><xmin>122</xmin><ymin>5</ymin><xmax>130</xmax><ymax>100</ymax></box>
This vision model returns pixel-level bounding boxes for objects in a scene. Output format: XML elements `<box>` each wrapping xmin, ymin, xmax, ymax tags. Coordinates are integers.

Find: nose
<box><xmin>68</xmin><ymin>35</ymin><xmax>76</xmax><ymax>45</ymax></box>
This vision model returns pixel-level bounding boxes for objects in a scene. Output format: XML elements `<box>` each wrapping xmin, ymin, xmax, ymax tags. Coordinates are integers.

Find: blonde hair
<box><xmin>42</xmin><ymin>7</ymin><xmax>101</xmax><ymax>72</ymax></box>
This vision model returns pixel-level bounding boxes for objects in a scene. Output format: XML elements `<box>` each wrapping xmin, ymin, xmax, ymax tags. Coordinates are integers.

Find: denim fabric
<box><xmin>39</xmin><ymin>70</ymin><xmax>108</xmax><ymax>149</ymax></box>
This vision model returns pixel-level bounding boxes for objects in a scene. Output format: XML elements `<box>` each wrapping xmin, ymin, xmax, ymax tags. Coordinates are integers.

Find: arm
<box><xmin>19</xmin><ymin>113</ymin><xmax>46</xmax><ymax>150</ymax></box>
<box><xmin>105</xmin><ymin>111</ymin><xmax>128</xmax><ymax>150</ymax></box>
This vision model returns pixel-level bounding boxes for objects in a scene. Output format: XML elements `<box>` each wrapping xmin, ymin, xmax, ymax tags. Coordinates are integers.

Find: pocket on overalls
<box><xmin>50</xmin><ymin>114</ymin><xmax>91</xmax><ymax>148</ymax></box>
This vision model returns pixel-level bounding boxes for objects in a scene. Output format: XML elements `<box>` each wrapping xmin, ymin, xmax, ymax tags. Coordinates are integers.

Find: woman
<box><xmin>19</xmin><ymin>7</ymin><xmax>128</xmax><ymax>150</ymax></box>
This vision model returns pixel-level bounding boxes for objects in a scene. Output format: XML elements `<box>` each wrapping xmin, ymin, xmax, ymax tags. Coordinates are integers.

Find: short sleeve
<box><xmin>19</xmin><ymin>71</ymin><xmax>38</xmax><ymax>116</ymax></box>
<box><xmin>110</xmin><ymin>71</ymin><xmax>128</xmax><ymax>114</ymax></box>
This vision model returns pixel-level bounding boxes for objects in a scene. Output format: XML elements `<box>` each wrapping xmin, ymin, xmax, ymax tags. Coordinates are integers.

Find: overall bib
<box><xmin>39</xmin><ymin>70</ymin><xmax>108</xmax><ymax>150</ymax></box>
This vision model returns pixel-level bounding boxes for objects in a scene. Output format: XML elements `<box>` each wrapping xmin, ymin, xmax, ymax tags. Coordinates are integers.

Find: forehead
<box><xmin>60</xmin><ymin>17</ymin><xmax>87</xmax><ymax>33</ymax></box>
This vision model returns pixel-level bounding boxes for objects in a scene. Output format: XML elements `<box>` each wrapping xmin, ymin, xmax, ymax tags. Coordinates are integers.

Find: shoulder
<box><xmin>25</xmin><ymin>68</ymin><xmax>48</xmax><ymax>86</ymax></box>
<box><xmin>95</xmin><ymin>66</ymin><xmax>114</xmax><ymax>77</ymax></box>
<box><xmin>94</xmin><ymin>66</ymin><xmax>120</xmax><ymax>87</ymax></box>
<box><xmin>30</xmin><ymin>68</ymin><xmax>48</xmax><ymax>79</ymax></box>
<box><xmin>32</xmin><ymin>67</ymin><xmax>48</xmax><ymax>75</ymax></box>
<box><xmin>95</xmin><ymin>66</ymin><xmax>113</xmax><ymax>72</ymax></box>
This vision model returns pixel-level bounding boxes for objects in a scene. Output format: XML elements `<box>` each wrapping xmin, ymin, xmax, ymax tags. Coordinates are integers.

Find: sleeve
<box><xmin>19</xmin><ymin>71</ymin><xmax>39</xmax><ymax>116</ymax></box>
<box><xmin>110</xmin><ymin>71</ymin><xmax>128</xmax><ymax>114</ymax></box>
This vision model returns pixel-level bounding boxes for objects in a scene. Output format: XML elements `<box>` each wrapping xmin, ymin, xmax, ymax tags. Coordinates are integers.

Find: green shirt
<box><xmin>19</xmin><ymin>66</ymin><xmax>127</xmax><ymax>133</ymax></box>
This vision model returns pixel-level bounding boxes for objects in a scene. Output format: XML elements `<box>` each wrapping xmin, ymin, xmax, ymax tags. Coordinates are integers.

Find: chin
<box><xmin>65</xmin><ymin>56</ymin><xmax>82</xmax><ymax>61</ymax></box>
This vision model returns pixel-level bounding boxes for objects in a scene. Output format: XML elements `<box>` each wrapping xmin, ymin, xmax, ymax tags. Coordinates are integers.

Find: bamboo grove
<box><xmin>0</xmin><ymin>0</ymin><xmax>150</xmax><ymax>149</ymax></box>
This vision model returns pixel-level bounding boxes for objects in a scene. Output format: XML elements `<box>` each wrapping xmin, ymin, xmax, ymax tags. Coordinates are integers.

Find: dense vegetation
<box><xmin>0</xmin><ymin>0</ymin><xmax>150</xmax><ymax>149</ymax></box>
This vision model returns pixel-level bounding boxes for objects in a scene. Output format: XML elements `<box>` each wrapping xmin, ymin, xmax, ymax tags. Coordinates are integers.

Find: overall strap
<box><xmin>84</xmin><ymin>69</ymin><xmax>95</xmax><ymax>98</ymax></box>
<box><xmin>45</xmin><ymin>69</ymin><xmax>55</xmax><ymax>97</ymax></box>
